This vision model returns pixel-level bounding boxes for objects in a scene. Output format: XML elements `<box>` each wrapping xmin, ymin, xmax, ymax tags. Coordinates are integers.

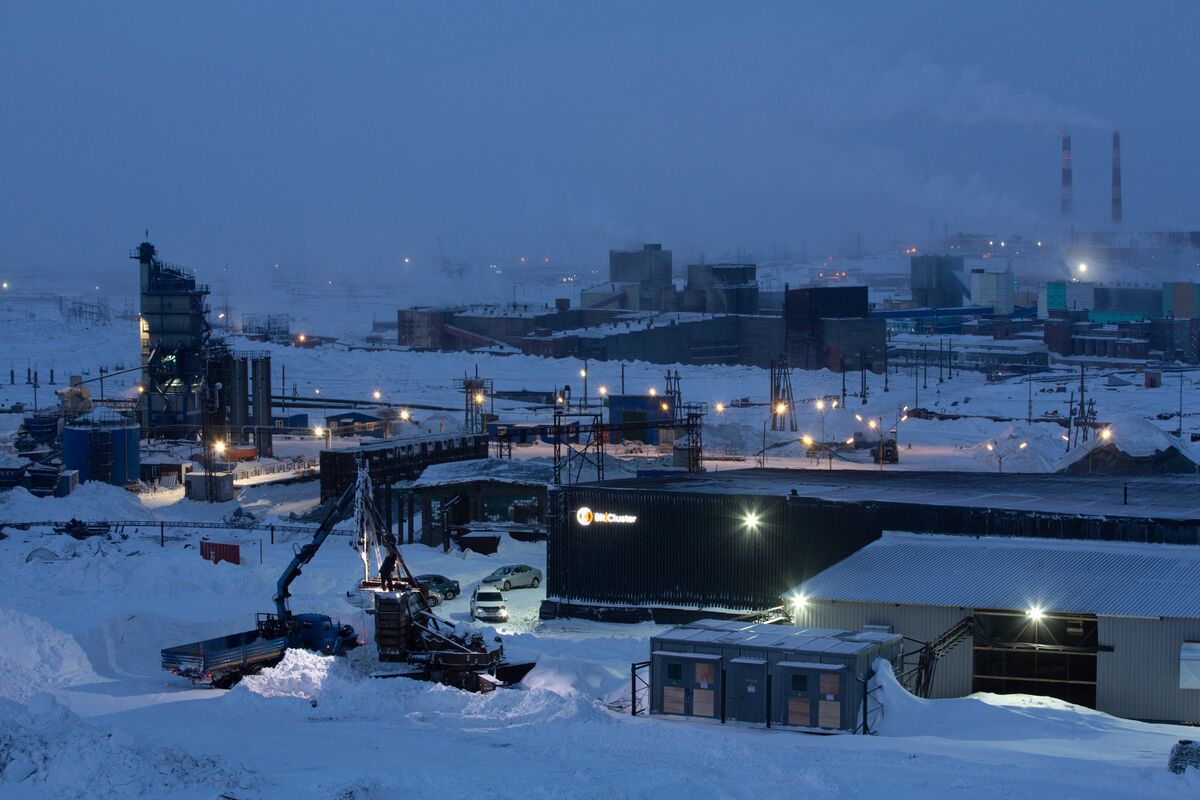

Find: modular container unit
<box><xmin>649</xmin><ymin>620</ymin><xmax>902</xmax><ymax>732</ymax></box>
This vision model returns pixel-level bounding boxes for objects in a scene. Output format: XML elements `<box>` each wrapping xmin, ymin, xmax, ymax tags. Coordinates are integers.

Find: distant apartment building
<box><xmin>968</xmin><ymin>268</ymin><xmax>1015</xmax><ymax>315</ymax></box>
<box><xmin>910</xmin><ymin>255</ymin><xmax>965</xmax><ymax>307</ymax></box>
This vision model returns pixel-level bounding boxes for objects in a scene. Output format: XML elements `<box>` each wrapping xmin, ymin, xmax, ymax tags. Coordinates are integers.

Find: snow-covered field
<box><xmin>1</xmin><ymin>513</ymin><xmax>1197</xmax><ymax>798</ymax></box>
<box><xmin>3</xmin><ymin>291</ymin><xmax>1200</xmax><ymax>797</ymax></box>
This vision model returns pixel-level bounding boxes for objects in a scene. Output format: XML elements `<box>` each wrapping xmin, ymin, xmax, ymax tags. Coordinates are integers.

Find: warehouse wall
<box><xmin>547</xmin><ymin>488</ymin><xmax>879</xmax><ymax>612</ymax></box>
<box><xmin>799</xmin><ymin>600</ymin><xmax>975</xmax><ymax>700</ymax></box>
<box><xmin>1098</xmin><ymin>616</ymin><xmax>1200</xmax><ymax>723</ymax></box>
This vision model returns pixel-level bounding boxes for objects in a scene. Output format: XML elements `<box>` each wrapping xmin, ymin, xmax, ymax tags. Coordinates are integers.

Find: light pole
<box><xmin>761</xmin><ymin>402</ymin><xmax>786</xmax><ymax>467</ymax></box>
<box><xmin>1087</xmin><ymin>427</ymin><xmax>1113</xmax><ymax>474</ymax></box>
<box><xmin>816</xmin><ymin>398</ymin><xmax>838</xmax><ymax>447</ymax></box>
<box><xmin>985</xmin><ymin>440</ymin><xmax>1028</xmax><ymax>473</ymax></box>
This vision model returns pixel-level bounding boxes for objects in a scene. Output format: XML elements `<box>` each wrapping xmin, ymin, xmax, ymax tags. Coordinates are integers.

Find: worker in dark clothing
<box><xmin>379</xmin><ymin>552</ymin><xmax>398</xmax><ymax>591</ymax></box>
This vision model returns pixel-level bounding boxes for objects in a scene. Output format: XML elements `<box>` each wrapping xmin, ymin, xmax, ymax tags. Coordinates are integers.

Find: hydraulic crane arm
<box><xmin>273</xmin><ymin>480</ymin><xmax>357</xmax><ymax>619</ymax></box>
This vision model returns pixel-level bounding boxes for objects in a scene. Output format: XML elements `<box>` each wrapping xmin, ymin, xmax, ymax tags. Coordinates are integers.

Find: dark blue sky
<box><xmin>2</xmin><ymin>2</ymin><xmax>1197</xmax><ymax>277</ymax></box>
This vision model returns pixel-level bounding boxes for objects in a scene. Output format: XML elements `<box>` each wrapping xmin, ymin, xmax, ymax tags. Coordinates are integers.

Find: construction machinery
<box><xmin>351</xmin><ymin>467</ymin><xmax>534</xmax><ymax>692</ymax></box>
<box><xmin>163</xmin><ymin>463</ymin><xmax>534</xmax><ymax>693</ymax></box>
<box><xmin>161</xmin><ymin>479</ymin><xmax>364</xmax><ymax>687</ymax></box>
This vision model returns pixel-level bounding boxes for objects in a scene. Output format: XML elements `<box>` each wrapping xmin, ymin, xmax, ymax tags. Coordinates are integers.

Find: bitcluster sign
<box><xmin>575</xmin><ymin>506</ymin><xmax>637</xmax><ymax>526</ymax></box>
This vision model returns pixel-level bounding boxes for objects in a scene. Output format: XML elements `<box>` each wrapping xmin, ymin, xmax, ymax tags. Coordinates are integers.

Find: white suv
<box><xmin>470</xmin><ymin>588</ymin><xmax>508</xmax><ymax>622</ymax></box>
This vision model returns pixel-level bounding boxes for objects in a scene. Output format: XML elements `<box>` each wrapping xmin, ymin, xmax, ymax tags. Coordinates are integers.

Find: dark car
<box><xmin>416</xmin><ymin>574</ymin><xmax>461</xmax><ymax>601</ymax></box>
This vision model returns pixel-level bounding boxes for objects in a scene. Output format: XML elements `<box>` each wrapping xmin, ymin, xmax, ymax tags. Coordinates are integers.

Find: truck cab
<box><xmin>291</xmin><ymin>613</ymin><xmax>361</xmax><ymax>655</ymax></box>
<box><xmin>258</xmin><ymin>612</ymin><xmax>360</xmax><ymax>656</ymax></box>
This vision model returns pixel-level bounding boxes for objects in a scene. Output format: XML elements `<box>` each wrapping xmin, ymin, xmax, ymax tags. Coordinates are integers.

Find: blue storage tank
<box><xmin>63</xmin><ymin>417</ymin><xmax>141</xmax><ymax>486</ymax></box>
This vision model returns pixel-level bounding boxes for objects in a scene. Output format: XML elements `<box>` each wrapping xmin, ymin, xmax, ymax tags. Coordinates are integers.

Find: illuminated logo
<box><xmin>575</xmin><ymin>506</ymin><xmax>636</xmax><ymax>525</ymax></box>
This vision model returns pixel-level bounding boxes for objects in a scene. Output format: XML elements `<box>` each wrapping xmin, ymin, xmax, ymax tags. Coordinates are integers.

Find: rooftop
<box><xmin>653</xmin><ymin>618</ymin><xmax>900</xmax><ymax>656</ymax></box>
<box><xmin>589</xmin><ymin>468</ymin><xmax>1200</xmax><ymax>520</ymax></box>
<box><xmin>794</xmin><ymin>531</ymin><xmax>1200</xmax><ymax>619</ymax></box>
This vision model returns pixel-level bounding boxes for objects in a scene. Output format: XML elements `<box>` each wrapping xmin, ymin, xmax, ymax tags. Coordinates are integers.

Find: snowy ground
<box><xmin>2</xmin><ymin>507</ymin><xmax>1198</xmax><ymax>798</ymax></box>
<box><xmin>3</xmin><ymin>290</ymin><xmax>1200</xmax><ymax>796</ymax></box>
<box><xmin>4</xmin><ymin>292</ymin><xmax>1198</xmax><ymax>477</ymax></box>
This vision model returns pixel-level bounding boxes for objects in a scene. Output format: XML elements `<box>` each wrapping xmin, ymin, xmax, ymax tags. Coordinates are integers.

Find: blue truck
<box><xmin>161</xmin><ymin>612</ymin><xmax>359</xmax><ymax>688</ymax></box>
<box><xmin>162</xmin><ymin>480</ymin><xmax>365</xmax><ymax>689</ymax></box>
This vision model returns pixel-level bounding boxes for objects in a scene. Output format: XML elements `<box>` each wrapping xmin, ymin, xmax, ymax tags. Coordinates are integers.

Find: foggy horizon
<box><xmin>3</xmin><ymin>2</ymin><xmax>1199</xmax><ymax>280</ymax></box>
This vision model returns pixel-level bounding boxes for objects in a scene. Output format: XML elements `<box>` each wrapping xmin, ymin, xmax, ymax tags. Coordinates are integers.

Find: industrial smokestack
<box><xmin>1111</xmin><ymin>130</ymin><xmax>1122</xmax><ymax>225</ymax></box>
<box><xmin>1060</xmin><ymin>134</ymin><xmax>1073</xmax><ymax>220</ymax></box>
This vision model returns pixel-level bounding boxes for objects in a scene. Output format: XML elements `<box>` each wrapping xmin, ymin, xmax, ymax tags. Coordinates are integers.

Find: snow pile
<box><xmin>1092</xmin><ymin>413</ymin><xmax>1188</xmax><ymax>458</ymax></box>
<box><xmin>0</xmin><ymin>482</ymin><xmax>154</xmax><ymax>523</ymax></box>
<box><xmin>0</xmin><ymin>610</ymin><xmax>101</xmax><ymax>702</ymax></box>
<box><xmin>969</xmin><ymin>424</ymin><xmax>1063</xmax><ymax>473</ymax></box>
<box><xmin>0</xmin><ymin>693</ymin><xmax>255</xmax><ymax>798</ymax></box>
<box><xmin>240</xmin><ymin>648</ymin><xmax>337</xmax><ymax>700</ymax></box>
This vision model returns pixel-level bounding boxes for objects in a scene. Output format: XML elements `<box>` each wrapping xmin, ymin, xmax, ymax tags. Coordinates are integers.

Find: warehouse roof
<box><xmin>590</xmin><ymin>468</ymin><xmax>1200</xmax><ymax>520</ymax></box>
<box><xmin>412</xmin><ymin>458</ymin><xmax>553</xmax><ymax>488</ymax></box>
<box><xmin>794</xmin><ymin>532</ymin><xmax>1200</xmax><ymax>619</ymax></box>
<box><xmin>653</xmin><ymin>619</ymin><xmax>900</xmax><ymax>656</ymax></box>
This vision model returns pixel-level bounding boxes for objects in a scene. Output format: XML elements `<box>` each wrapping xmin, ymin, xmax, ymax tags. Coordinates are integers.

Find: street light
<box><xmin>212</xmin><ymin>440</ymin><xmax>226</xmax><ymax>456</ymax></box>
<box><xmin>1026</xmin><ymin>606</ymin><xmax>1045</xmax><ymax>623</ymax></box>
<box><xmin>474</xmin><ymin>392</ymin><xmax>484</xmax><ymax>405</ymax></box>
<box><xmin>715</xmin><ymin>402</ymin><xmax>725</xmax><ymax>413</ymax></box>
<box><xmin>649</xmin><ymin>388</ymin><xmax>657</xmax><ymax>397</ymax></box>
<box><xmin>313</xmin><ymin>425</ymin><xmax>331</xmax><ymax>448</ymax></box>
<box><xmin>985</xmin><ymin>440</ymin><xmax>1027</xmax><ymax>473</ymax></box>
<box><xmin>1087</xmin><ymin>427</ymin><xmax>1114</xmax><ymax>473</ymax></box>
<box><xmin>373</xmin><ymin>389</ymin><xmax>382</xmax><ymax>401</ymax></box>
<box><xmin>399</xmin><ymin>409</ymin><xmax>411</xmax><ymax>421</ymax></box>
<box><xmin>761</xmin><ymin>403</ymin><xmax>787</xmax><ymax>467</ymax></box>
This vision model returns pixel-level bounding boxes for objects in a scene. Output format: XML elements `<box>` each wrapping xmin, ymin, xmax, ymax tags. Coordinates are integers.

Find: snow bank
<box><xmin>0</xmin><ymin>693</ymin><xmax>254</xmax><ymax>798</ymax></box>
<box><xmin>0</xmin><ymin>482</ymin><xmax>154</xmax><ymax>523</ymax></box>
<box><xmin>0</xmin><ymin>610</ymin><xmax>100</xmax><ymax>702</ymax></box>
<box><xmin>968</xmin><ymin>424</ymin><xmax>1063</xmax><ymax>473</ymax></box>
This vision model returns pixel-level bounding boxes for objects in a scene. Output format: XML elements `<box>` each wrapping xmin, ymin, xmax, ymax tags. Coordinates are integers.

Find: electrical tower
<box><xmin>769</xmin><ymin>356</ymin><xmax>798</xmax><ymax>431</ymax></box>
<box><xmin>454</xmin><ymin>370</ymin><xmax>492</xmax><ymax>434</ymax></box>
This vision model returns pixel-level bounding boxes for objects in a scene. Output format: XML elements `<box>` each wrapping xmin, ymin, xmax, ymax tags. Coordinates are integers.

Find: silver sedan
<box><xmin>480</xmin><ymin>564</ymin><xmax>542</xmax><ymax>591</ymax></box>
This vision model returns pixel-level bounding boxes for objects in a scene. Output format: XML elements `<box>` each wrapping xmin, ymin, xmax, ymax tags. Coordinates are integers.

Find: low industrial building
<box><xmin>791</xmin><ymin>532</ymin><xmax>1200</xmax><ymax>723</ymax></box>
<box><xmin>542</xmin><ymin>469</ymin><xmax>1200</xmax><ymax>623</ymax></box>
<box><xmin>648</xmin><ymin>620</ymin><xmax>902</xmax><ymax>731</ymax></box>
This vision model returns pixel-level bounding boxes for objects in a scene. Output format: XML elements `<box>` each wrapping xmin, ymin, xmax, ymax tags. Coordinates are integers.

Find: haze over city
<box><xmin>3</xmin><ymin>1</ymin><xmax>1199</xmax><ymax>282</ymax></box>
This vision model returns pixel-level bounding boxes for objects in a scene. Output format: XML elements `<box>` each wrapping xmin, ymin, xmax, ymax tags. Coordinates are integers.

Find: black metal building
<box><xmin>541</xmin><ymin>469</ymin><xmax>1200</xmax><ymax>623</ymax></box>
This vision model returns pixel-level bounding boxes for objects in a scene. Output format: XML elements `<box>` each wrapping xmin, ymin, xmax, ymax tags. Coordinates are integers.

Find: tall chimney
<box><xmin>1060</xmin><ymin>134</ymin><xmax>1073</xmax><ymax>220</ymax></box>
<box><xmin>1111</xmin><ymin>130</ymin><xmax>1122</xmax><ymax>225</ymax></box>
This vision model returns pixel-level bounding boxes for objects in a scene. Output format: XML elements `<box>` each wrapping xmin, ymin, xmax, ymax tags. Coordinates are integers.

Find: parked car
<box><xmin>480</xmin><ymin>564</ymin><xmax>542</xmax><ymax>591</ymax></box>
<box><xmin>470</xmin><ymin>588</ymin><xmax>508</xmax><ymax>622</ymax></box>
<box><xmin>416</xmin><ymin>574</ymin><xmax>460</xmax><ymax>601</ymax></box>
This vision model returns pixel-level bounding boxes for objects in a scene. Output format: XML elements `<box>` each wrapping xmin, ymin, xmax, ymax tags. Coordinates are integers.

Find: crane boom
<box><xmin>273</xmin><ymin>479</ymin><xmax>357</xmax><ymax>619</ymax></box>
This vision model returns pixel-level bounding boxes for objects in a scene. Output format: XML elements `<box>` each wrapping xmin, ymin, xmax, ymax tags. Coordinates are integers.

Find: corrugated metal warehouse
<box><xmin>791</xmin><ymin>532</ymin><xmax>1200</xmax><ymax>723</ymax></box>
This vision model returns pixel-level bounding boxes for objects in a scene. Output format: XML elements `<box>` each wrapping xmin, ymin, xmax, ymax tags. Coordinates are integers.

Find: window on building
<box><xmin>666</xmin><ymin>663</ymin><xmax>682</xmax><ymax>681</ymax></box>
<box><xmin>1180</xmin><ymin>643</ymin><xmax>1200</xmax><ymax>689</ymax></box>
<box><xmin>791</xmin><ymin>674</ymin><xmax>808</xmax><ymax>693</ymax></box>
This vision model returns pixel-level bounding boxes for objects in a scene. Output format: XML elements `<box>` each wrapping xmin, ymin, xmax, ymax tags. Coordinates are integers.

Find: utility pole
<box><xmin>1027</xmin><ymin>378</ymin><xmax>1033</xmax><ymax>426</ymax></box>
<box><xmin>841</xmin><ymin>356</ymin><xmax>847</xmax><ymax>407</ymax></box>
<box><xmin>1179</xmin><ymin>371</ymin><xmax>1186</xmax><ymax>438</ymax></box>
